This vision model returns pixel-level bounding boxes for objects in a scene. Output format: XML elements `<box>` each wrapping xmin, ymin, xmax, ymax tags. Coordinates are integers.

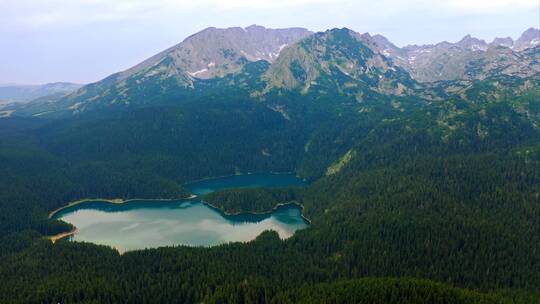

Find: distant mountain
<box><xmin>485</xmin><ymin>28</ymin><xmax>540</xmax><ymax>51</ymax></box>
<box><xmin>0</xmin><ymin>82</ymin><xmax>83</xmax><ymax>103</ymax></box>
<box><xmin>491</xmin><ymin>37</ymin><xmax>514</xmax><ymax>48</ymax></box>
<box><xmin>120</xmin><ymin>24</ymin><xmax>312</xmax><ymax>80</ymax></box>
<box><xmin>514</xmin><ymin>27</ymin><xmax>540</xmax><ymax>51</ymax></box>
<box><xmin>456</xmin><ymin>34</ymin><xmax>489</xmax><ymax>51</ymax></box>
<box><xmin>368</xmin><ymin>28</ymin><xmax>540</xmax><ymax>82</ymax></box>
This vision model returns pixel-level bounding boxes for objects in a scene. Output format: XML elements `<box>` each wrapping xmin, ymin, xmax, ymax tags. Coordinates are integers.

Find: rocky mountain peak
<box><xmin>515</xmin><ymin>27</ymin><xmax>540</xmax><ymax>51</ymax></box>
<box><xmin>118</xmin><ymin>25</ymin><xmax>312</xmax><ymax>82</ymax></box>
<box><xmin>365</xmin><ymin>27</ymin><xmax>540</xmax><ymax>83</ymax></box>
<box><xmin>491</xmin><ymin>37</ymin><xmax>514</xmax><ymax>48</ymax></box>
<box><xmin>456</xmin><ymin>34</ymin><xmax>488</xmax><ymax>51</ymax></box>
<box><xmin>518</xmin><ymin>27</ymin><xmax>540</xmax><ymax>40</ymax></box>
<box><xmin>264</xmin><ymin>28</ymin><xmax>413</xmax><ymax>95</ymax></box>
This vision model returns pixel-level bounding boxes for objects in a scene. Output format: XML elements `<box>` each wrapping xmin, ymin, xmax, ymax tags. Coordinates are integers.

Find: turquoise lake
<box><xmin>52</xmin><ymin>173</ymin><xmax>309</xmax><ymax>252</ymax></box>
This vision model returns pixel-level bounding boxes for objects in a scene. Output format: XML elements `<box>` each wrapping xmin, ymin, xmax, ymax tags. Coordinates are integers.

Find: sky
<box><xmin>0</xmin><ymin>0</ymin><xmax>539</xmax><ymax>84</ymax></box>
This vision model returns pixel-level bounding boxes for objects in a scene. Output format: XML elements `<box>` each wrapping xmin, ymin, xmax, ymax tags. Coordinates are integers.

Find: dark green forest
<box><xmin>204</xmin><ymin>187</ymin><xmax>305</xmax><ymax>214</ymax></box>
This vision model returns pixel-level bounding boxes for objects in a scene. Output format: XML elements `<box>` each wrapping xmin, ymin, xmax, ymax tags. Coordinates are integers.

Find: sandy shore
<box><xmin>48</xmin><ymin>227</ymin><xmax>127</xmax><ymax>255</ymax></box>
<box><xmin>48</xmin><ymin>227</ymin><xmax>78</xmax><ymax>243</ymax></box>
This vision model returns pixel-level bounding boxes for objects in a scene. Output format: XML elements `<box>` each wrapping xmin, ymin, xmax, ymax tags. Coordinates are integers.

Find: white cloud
<box><xmin>198</xmin><ymin>0</ymin><xmax>334</xmax><ymax>9</ymax></box>
<box><xmin>445</xmin><ymin>0</ymin><xmax>538</xmax><ymax>13</ymax></box>
<box><xmin>0</xmin><ymin>0</ymin><xmax>339</xmax><ymax>29</ymax></box>
<box><xmin>0</xmin><ymin>0</ymin><xmax>537</xmax><ymax>30</ymax></box>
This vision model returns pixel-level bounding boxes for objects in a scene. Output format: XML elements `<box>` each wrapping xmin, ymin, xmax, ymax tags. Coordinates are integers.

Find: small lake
<box><xmin>52</xmin><ymin>173</ymin><xmax>309</xmax><ymax>251</ymax></box>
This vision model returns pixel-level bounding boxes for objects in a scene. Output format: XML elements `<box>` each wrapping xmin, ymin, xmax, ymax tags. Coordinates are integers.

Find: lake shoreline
<box><xmin>46</xmin><ymin>195</ymin><xmax>198</xmax><ymax>243</ymax></box>
<box><xmin>46</xmin><ymin>172</ymin><xmax>310</xmax><ymax>247</ymax></box>
<box><xmin>182</xmin><ymin>171</ymin><xmax>303</xmax><ymax>186</ymax></box>
<box><xmin>47</xmin><ymin>197</ymin><xmax>310</xmax><ymax>244</ymax></box>
<box><xmin>48</xmin><ymin>195</ymin><xmax>198</xmax><ymax>219</ymax></box>
<box><xmin>48</xmin><ymin>227</ymin><xmax>78</xmax><ymax>243</ymax></box>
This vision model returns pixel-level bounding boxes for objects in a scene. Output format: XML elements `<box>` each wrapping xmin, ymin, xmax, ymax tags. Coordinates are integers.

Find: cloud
<box><xmin>0</xmin><ymin>0</ymin><xmax>339</xmax><ymax>29</ymax></box>
<box><xmin>199</xmin><ymin>0</ymin><xmax>334</xmax><ymax>9</ymax></box>
<box><xmin>2</xmin><ymin>0</ymin><xmax>536</xmax><ymax>30</ymax></box>
<box><xmin>445</xmin><ymin>0</ymin><xmax>538</xmax><ymax>13</ymax></box>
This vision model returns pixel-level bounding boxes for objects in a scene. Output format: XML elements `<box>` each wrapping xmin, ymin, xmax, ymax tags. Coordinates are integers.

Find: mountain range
<box><xmin>370</xmin><ymin>27</ymin><xmax>540</xmax><ymax>82</ymax></box>
<box><xmin>0</xmin><ymin>82</ymin><xmax>82</xmax><ymax>104</ymax></box>
<box><xmin>5</xmin><ymin>25</ymin><xmax>538</xmax><ymax>118</ymax></box>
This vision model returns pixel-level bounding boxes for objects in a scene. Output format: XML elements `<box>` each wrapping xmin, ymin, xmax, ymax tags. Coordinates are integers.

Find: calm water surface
<box><xmin>53</xmin><ymin>173</ymin><xmax>309</xmax><ymax>251</ymax></box>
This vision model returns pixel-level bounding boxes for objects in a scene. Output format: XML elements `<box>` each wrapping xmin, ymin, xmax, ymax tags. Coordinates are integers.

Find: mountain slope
<box><xmin>13</xmin><ymin>25</ymin><xmax>312</xmax><ymax>116</ymax></box>
<box><xmin>7</xmin><ymin>27</ymin><xmax>539</xmax><ymax>118</ymax></box>
<box><xmin>119</xmin><ymin>24</ymin><xmax>311</xmax><ymax>81</ymax></box>
<box><xmin>264</xmin><ymin>28</ymin><xmax>415</xmax><ymax>96</ymax></box>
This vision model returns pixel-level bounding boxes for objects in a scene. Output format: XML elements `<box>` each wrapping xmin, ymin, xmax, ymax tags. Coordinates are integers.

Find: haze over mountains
<box><xmin>0</xmin><ymin>82</ymin><xmax>82</xmax><ymax>104</ymax></box>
